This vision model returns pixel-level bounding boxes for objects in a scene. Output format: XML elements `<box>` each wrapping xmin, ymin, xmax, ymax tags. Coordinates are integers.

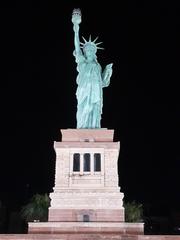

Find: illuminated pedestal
<box><xmin>28</xmin><ymin>129</ymin><xmax>144</xmax><ymax>235</ymax></box>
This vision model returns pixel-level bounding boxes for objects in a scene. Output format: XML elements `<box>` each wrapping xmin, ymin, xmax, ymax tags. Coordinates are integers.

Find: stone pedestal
<box><xmin>49</xmin><ymin>129</ymin><xmax>124</xmax><ymax>222</ymax></box>
<box><xmin>28</xmin><ymin>129</ymin><xmax>144</xmax><ymax>235</ymax></box>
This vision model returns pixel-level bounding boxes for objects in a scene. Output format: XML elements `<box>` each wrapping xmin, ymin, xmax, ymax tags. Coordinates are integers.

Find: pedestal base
<box><xmin>48</xmin><ymin>208</ymin><xmax>124</xmax><ymax>222</ymax></box>
<box><xmin>28</xmin><ymin>221</ymin><xmax>144</xmax><ymax>235</ymax></box>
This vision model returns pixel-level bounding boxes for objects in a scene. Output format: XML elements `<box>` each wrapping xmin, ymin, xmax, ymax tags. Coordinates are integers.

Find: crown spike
<box><xmin>89</xmin><ymin>35</ymin><xmax>92</xmax><ymax>42</ymax></box>
<box><xmin>93</xmin><ymin>36</ymin><xmax>99</xmax><ymax>43</ymax></box>
<box><xmin>82</xmin><ymin>36</ymin><xmax>87</xmax><ymax>43</ymax></box>
<box><xmin>97</xmin><ymin>47</ymin><xmax>104</xmax><ymax>50</ymax></box>
<box><xmin>96</xmin><ymin>42</ymin><xmax>103</xmax><ymax>46</ymax></box>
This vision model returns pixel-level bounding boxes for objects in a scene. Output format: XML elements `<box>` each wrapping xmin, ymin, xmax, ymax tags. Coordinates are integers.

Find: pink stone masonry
<box><xmin>49</xmin><ymin>129</ymin><xmax>124</xmax><ymax>225</ymax></box>
<box><xmin>28</xmin><ymin>222</ymin><xmax>144</xmax><ymax>235</ymax></box>
<box><xmin>48</xmin><ymin>209</ymin><xmax>124</xmax><ymax>222</ymax></box>
<box><xmin>61</xmin><ymin>128</ymin><xmax>114</xmax><ymax>142</ymax></box>
<box><xmin>1</xmin><ymin>235</ymin><xmax>180</xmax><ymax>240</ymax></box>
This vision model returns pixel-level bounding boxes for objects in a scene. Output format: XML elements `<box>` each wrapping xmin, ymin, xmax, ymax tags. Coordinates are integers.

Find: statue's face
<box><xmin>84</xmin><ymin>46</ymin><xmax>96</xmax><ymax>61</ymax></box>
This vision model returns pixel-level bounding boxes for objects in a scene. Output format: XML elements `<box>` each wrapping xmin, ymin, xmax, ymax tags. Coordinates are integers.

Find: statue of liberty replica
<box><xmin>72</xmin><ymin>9</ymin><xmax>113</xmax><ymax>129</ymax></box>
<box><xmin>28</xmin><ymin>8</ymin><xmax>144</xmax><ymax>236</ymax></box>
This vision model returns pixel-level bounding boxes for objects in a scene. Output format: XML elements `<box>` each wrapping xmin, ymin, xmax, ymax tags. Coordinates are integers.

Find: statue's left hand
<box><xmin>104</xmin><ymin>63</ymin><xmax>113</xmax><ymax>78</ymax></box>
<box><xmin>102</xmin><ymin>63</ymin><xmax>113</xmax><ymax>87</ymax></box>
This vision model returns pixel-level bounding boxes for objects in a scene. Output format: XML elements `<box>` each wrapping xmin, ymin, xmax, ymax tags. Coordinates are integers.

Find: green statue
<box><xmin>72</xmin><ymin>9</ymin><xmax>113</xmax><ymax>129</ymax></box>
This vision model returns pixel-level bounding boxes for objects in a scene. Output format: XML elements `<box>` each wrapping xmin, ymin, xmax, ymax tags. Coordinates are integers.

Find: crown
<box><xmin>80</xmin><ymin>35</ymin><xmax>104</xmax><ymax>52</ymax></box>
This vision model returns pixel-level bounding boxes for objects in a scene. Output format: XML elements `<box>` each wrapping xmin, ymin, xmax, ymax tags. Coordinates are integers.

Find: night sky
<box><xmin>0</xmin><ymin>0</ymin><xmax>180</xmax><ymax>216</ymax></box>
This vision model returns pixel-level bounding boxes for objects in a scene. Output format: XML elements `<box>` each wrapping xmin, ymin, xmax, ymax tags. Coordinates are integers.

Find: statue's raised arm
<box><xmin>72</xmin><ymin>9</ymin><xmax>82</xmax><ymax>58</ymax></box>
<box><xmin>71</xmin><ymin>8</ymin><xmax>113</xmax><ymax>129</ymax></box>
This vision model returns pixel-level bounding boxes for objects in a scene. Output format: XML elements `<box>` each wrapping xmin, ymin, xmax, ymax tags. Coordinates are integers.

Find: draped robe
<box><xmin>74</xmin><ymin>50</ymin><xmax>108</xmax><ymax>129</ymax></box>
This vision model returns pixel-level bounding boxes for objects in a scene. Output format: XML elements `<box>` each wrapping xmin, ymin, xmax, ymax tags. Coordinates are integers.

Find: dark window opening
<box><xmin>94</xmin><ymin>153</ymin><xmax>101</xmax><ymax>171</ymax></box>
<box><xmin>73</xmin><ymin>153</ymin><xmax>80</xmax><ymax>171</ymax></box>
<box><xmin>83</xmin><ymin>153</ymin><xmax>90</xmax><ymax>171</ymax></box>
<box><xmin>83</xmin><ymin>214</ymin><xmax>90</xmax><ymax>222</ymax></box>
